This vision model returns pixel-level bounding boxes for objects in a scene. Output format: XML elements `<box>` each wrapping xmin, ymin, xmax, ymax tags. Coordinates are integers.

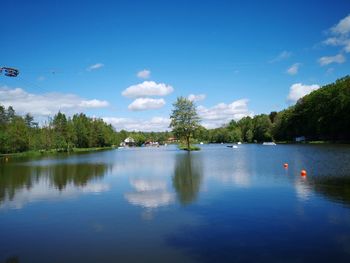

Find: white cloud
<box><xmin>197</xmin><ymin>99</ymin><xmax>252</xmax><ymax>129</ymax></box>
<box><xmin>322</xmin><ymin>14</ymin><xmax>350</xmax><ymax>54</ymax></box>
<box><xmin>128</xmin><ymin>98</ymin><xmax>165</xmax><ymax>111</ymax></box>
<box><xmin>79</xmin><ymin>99</ymin><xmax>109</xmax><ymax>108</ymax></box>
<box><xmin>318</xmin><ymin>54</ymin><xmax>345</xmax><ymax>66</ymax></box>
<box><xmin>137</xmin><ymin>69</ymin><xmax>151</xmax><ymax>79</ymax></box>
<box><xmin>103</xmin><ymin>116</ymin><xmax>170</xmax><ymax>131</ymax></box>
<box><xmin>287</xmin><ymin>83</ymin><xmax>320</xmax><ymax>103</ymax></box>
<box><xmin>286</xmin><ymin>63</ymin><xmax>301</xmax><ymax>75</ymax></box>
<box><xmin>269</xmin><ymin>50</ymin><xmax>292</xmax><ymax>63</ymax></box>
<box><xmin>122</xmin><ymin>81</ymin><xmax>173</xmax><ymax>98</ymax></box>
<box><xmin>86</xmin><ymin>63</ymin><xmax>104</xmax><ymax>71</ymax></box>
<box><xmin>323</xmin><ymin>37</ymin><xmax>350</xmax><ymax>53</ymax></box>
<box><xmin>188</xmin><ymin>94</ymin><xmax>206</xmax><ymax>102</ymax></box>
<box><xmin>331</xmin><ymin>14</ymin><xmax>350</xmax><ymax>35</ymax></box>
<box><xmin>104</xmin><ymin>99</ymin><xmax>251</xmax><ymax>131</ymax></box>
<box><xmin>0</xmin><ymin>86</ymin><xmax>109</xmax><ymax>117</ymax></box>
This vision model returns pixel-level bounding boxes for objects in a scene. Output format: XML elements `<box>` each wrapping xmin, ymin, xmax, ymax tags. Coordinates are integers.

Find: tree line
<box><xmin>1</xmin><ymin>75</ymin><xmax>349</xmax><ymax>153</ymax></box>
<box><xmin>179</xmin><ymin>75</ymin><xmax>350</xmax><ymax>144</ymax></box>
<box><xmin>0</xmin><ymin>107</ymin><xmax>121</xmax><ymax>154</ymax></box>
<box><xmin>0</xmin><ymin>105</ymin><xmax>175</xmax><ymax>154</ymax></box>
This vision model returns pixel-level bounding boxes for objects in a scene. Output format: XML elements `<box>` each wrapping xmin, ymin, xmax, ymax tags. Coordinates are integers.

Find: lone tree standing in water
<box><xmin>170</xmin><ymin>97</ymin><xmax>200</xmax><ymax>151</ymax></box>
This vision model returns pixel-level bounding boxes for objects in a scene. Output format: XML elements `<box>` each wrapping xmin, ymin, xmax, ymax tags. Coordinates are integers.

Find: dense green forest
<box><xmin>0</xmin><ymin>76</ymin><xmax>349</xmax><ymax>154</ymax></box>
<box><xmin>0</xmin><ymin>105</ymin><xmax>173</xmax><ymax>154</ymax></box>
<box><xmin>0</xmin><ymin>107</ymin><xmax>120</xmax><ymax>154</ymax></box>
<box><xmin>194</xmin><ymin>75</ymin><xmax>350</xmax><ymax>143</ymax></box>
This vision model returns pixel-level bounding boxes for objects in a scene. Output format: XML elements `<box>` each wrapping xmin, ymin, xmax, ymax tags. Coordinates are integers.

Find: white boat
<box><xmin>226</xmin><ymin>145</ymin><xmax>238</xmax><ymax>148</ymax></box>
<box><xmin>262</xmin><ymin>142</ymin><xmax>276</xmax><ymax>146</ymax></box>
<box><xmin>200</xmin><ymin>142</ymin><xmax>204</xmax><ymax>145</ymax></box>
<box><xmin>237</xmin><ymin>142</ymin><xmax>242</xmax><ymax>145</ymax></box>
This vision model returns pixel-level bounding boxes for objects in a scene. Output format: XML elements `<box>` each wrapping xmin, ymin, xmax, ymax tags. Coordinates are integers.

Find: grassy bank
<box><xmin>178</xmin><ymin>144</ymin><xmax>201</xmax><ymax>151</ymax></box>
<box><xmin>0</xmin><ymin>146</ymin><xmax>117</xmax><ymax>159</ymax></box>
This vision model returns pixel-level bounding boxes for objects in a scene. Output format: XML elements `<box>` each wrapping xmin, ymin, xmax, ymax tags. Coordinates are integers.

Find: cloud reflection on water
<box><xmin>125</xmin><ymin>178</ymin><xmax>174</xmax><ymax>209</ymax></box>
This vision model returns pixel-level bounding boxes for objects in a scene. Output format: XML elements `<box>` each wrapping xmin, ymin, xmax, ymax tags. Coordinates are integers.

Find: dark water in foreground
<box><xmin>1</xmin><ymin>144</ymin><xmax>350</xmax><ymax>263</ymax></box>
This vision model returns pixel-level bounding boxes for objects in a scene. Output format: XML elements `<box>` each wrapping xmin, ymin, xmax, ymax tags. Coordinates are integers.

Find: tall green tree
<box><xmin>52</xmin><ymin>112</ymin><xmax>68</xmax><ymax>150</ymax></box>
<box><xmin>170</xmin><ymin>97</ymin><xmax>200</xmax><ymax>150</ymax></box>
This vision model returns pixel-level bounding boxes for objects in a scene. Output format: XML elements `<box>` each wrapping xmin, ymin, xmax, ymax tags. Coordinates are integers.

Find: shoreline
<box><xmin>1</xmin><ymin>141</ymin><xmax>350</xmax><ymax>158</ymax></box>
<box><xmin>0</xmin><ymin>146</ymin><xmax>117</xmax><ymax>159</ymax></box>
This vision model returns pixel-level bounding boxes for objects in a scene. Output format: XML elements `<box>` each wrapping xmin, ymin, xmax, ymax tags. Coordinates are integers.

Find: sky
<box><xmin>1</xmin><ymin>0</ymin><xmax>350</xmax><ymax>131</ymax></box>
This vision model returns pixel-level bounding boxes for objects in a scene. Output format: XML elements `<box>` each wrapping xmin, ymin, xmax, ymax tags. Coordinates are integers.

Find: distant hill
<box><xmin>273</xmin><ymin>76</ymin><xmax>350</xmax><ymax>141</ymax></box>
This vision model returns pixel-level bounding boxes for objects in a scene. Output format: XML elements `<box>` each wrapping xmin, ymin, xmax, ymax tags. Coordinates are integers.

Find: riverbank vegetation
<box><xmin>1</xmin><ymin>76</ymin><xmax>349</xmax><ymax>154</ymax></box>
<box><xmin>194</xmin><ymin>75</ymin><xmax>350</xmax><ymax>143</ymax></box>
<box><xmin>0</xmin><ymin>108</ymin><xmax>120</xmax><ymax>154</ymax></box>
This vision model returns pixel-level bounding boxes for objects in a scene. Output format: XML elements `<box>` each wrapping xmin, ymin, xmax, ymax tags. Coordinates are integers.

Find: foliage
<box><xmin>0</xmin><ymin>107</ymin><xmax>120</xmax><ymax>154</ymax></box>
<box><xmin>1</xmin><ymin>76</ymin><xmax>349</xmax><ymax>154</ymax></box>
<box><xmin>170</xmin><ymin>97</ymin><xmax>201</xmax><ymax>150</ymax></box>
<box><xmin>194</xmin><ymin>76</ymin><xmax>350</xmax><ymax>143</ymax></box>
<box><xmin>272</xmin><ymin>76</ymin><xmax>350</xmax><ymax>141</ymax></box>
<box><xmin>178</xmin><ymin>144</ymin><xmax>201</xmax><ymax>151</ymax></box>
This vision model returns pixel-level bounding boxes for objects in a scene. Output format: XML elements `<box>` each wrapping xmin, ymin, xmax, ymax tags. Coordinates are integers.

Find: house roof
<box><xmin>124</xmin><ymin>137</ymin><xmax>135</xmax><ymax>143</ymax></box>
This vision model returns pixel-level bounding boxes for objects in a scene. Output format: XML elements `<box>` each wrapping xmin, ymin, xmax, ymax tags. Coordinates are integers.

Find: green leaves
<box><xmin>170</xmin><ymin>97</ymin><xmax>201</xmax><ymax>150</ymax></box>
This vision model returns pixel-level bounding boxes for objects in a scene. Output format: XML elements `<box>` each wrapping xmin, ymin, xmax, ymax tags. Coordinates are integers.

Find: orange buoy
<box><xmin>283</xmin><ymin>163</ymin><xmax>288</xmax><ymax>168</ymax></box>
<box><xmin>300</xmin><ymin>170</ymin><xmax>307</xmax><ymax>176</ymax></box>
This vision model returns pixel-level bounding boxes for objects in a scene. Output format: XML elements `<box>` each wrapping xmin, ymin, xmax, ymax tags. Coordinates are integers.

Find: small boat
<box><xmin>200</xmin><ymin>142</ymin><xmax>204</xmax><ymax>145</ymax></box>
<box><xmin>226</xmin><ymin>145</ymin><xmax>238</xmax><ymax>148</ymax></box>
<box><xmin>262</xmin><ymin>142</ymin><xmax>276</xmax><ymax>146</ymax></box>
<box><xmin>237</xmin><ymin>142</ymin><xmax>242</xmax><ymax>145</ymax></box>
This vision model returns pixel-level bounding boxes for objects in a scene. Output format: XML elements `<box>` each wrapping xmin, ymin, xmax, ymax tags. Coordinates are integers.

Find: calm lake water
<box><xmin>1</xmin><ymin>144</ymin><xmax>350</xmax><ymax>263</ymax></box>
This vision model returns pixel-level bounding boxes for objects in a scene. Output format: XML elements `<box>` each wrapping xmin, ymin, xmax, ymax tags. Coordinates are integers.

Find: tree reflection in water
<box><xmin>308</xmin><ymin>175</ymin><xmax>350</xmax><ymax>206</ymax></box>
<box><xmin>0</xmin><ymin>162</ymin><xmax>109</xmax><ymax>206</ymax></box>
<box><xmin>172</xmin><ymin>152</ymin><xmax>203</xmax><ymax>205</ymax></box>
<box><xmin>5</xmin><ymin>256</ymin><xmax>19</xmax><ymax>263</ymax></box>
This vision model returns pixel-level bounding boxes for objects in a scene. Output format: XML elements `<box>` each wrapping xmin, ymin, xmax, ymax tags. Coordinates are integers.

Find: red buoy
<box><xmin>283</xmin><ymin>163</ymin><xmax>288</xmax><ymax>168</ymax></box>
<box><xmin>301</xmin><ymin>170</ymin><xmax>307</xmax><ymax>176</ymax></box>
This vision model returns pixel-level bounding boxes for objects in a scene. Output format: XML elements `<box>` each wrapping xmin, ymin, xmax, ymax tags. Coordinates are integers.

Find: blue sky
<box><xmin>1</xmin><ymin>0</ymin><xmax>350</xmax><ymax>130</ymax></box>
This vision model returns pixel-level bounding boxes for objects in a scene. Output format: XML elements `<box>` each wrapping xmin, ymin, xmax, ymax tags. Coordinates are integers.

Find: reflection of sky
<box><xmin>202</xmin><ymin>146</ymin><xmax>252</xmax><ymax>188</ymax></box>
<box><xmin>1</xmin><ymin>145</ymin><xmax>350</xmax><ymax>262</ymax></box>
<box><xmin>130</xmin><ymin>178</ymin><xmax>167</xmax><ymax>191</ymax></box>
<box><xmin>125</xmin><ymin>191</ymin><xmax>174</xmax><ymax>209</ymax></box>
<box><xmin>294</xmin><ymin>177</ymin><xmax>312</xmax><ymax>201</ymax></box>
<box><xmin>125</xmin><ymin>179</ymin><xmax>174</xmax><ymax>209</ymax></box>
<box><xmin>110</xmin><ymin>148</ymin><xmax>175</xmax><ymax>176</ymax></box>
<box><xmin>0</xmin><ymin>179</ymin><xmax>110</xmax><ymax>210</ymax></box>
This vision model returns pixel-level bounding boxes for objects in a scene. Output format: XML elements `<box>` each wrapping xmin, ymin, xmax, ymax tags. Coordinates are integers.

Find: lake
<box><xmin>1</xmin><ymin>144</ymin><xmax>350</xmax><ymax>263</ymax></box>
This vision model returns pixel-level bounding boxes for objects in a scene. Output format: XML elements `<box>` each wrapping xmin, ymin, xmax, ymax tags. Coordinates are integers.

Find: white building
<box><xmin>120</xmin><ymin>137</ymin><xmax>135</xmax><ymax>147</ymax></box>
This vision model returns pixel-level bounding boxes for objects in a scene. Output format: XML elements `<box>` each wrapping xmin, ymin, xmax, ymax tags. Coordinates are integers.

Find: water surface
<box><xmin>1</xmin><ymin>144</ymin><xmax>350</xmax><ymax>262</ymax></box>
